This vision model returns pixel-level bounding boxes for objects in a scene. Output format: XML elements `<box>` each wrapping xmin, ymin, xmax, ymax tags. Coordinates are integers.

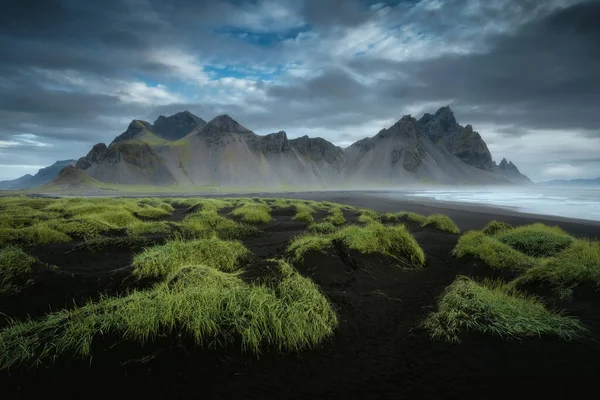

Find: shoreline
<box><xmin>19</xmin><ymin>189</ymin><xmax>600</xmax><ymax>230</ymax></box>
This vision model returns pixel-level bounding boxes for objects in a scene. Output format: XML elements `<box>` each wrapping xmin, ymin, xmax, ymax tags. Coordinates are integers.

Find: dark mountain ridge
<box><xmin>64</xmin><ymin>107</ymin><xmax>531</xmax><ymax>188</ymax></box>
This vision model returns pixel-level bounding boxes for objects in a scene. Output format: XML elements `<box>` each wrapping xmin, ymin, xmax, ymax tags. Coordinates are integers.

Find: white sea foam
<box><xmin>385</xmin><ymin>187</ymin><xmax>600</xmax><ymax>222</ymax></box>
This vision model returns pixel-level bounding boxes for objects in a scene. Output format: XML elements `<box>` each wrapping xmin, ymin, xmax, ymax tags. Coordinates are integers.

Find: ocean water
<box><xmin>393</xmin><ymin>187</ymin><xmax>600</xmax><ymax>222</ymax></box>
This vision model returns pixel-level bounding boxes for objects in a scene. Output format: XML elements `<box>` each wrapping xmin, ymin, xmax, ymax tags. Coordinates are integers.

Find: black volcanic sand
<box><xmin>2</xmin><ymin>193</ymin><xmax>600</xmax><ymax>400</ymax></box>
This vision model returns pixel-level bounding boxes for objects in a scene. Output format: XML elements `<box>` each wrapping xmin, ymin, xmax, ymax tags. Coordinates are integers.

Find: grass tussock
<box><xmin>135</xmin><ymin>206</ymin><xmax>172</xmax><ymax>220</ymax></box>
<box><xmin>423</xmin><ymin>276</ymin><xmax>584</xmax><ymax>342</ymax></box>
<box><xmin>48</xmin><ymin>219</ymin><xmax>114</xmax><ymax>240</ymax></box>
<box><xmin>453</xmin><ymin>231</ymin><xmax>538</xmax><ymax>271</ymax></box>
<box><xmin>308</xmin><ymin>222</ymin><xmax>338</xmax><ymax>234</ymax></box>
<box><xmin>230</xmin><ymin>203</ymin><xmax>272</xmax><ymax>224</ymax></box>
<box><xmin>0</xmin><ymin>223</ymin><xmax>72</xmax><ymax>247</ymax></box>
<box><xmin>323</xmin><ymin>207</ymin><xmax>345</xmax><ymax>226</ymax></box>
<box><xmin>381</xmin><ymin>211</ymin><xmax>427</xmax><ymax>224</ymax></box>
<box><xmin>289</xmin><ymin>222</ymin><xmax>425</xmax><ymax>267</ymax></box>
<box><xmin>177</xmin><ymin>210</ymin><xmax>257</xmax><ymax>240</ymax></box>
<box><xmin>0</xmin><ymin>259</ymin><xmax>337</xmax><ymax>370</ymax></box>
<box><xmin>132</xmin><ymin>237</ymin><xmax>251</xmax><ymax>278</ymax></box>
<box><xmin>0</xmin><ymin>246</ymin><xmax>38</xmax><ymax>295</ymax></box>
<box><xmin>518</xmin><ymin>239</ymin><xmax>600</xmax><ymax>297</ymax></box>
<box><xmin>421</xmin><ymin>214</ymin><xmax>460</xmax><ymax>234</ymax></box>
<box><xmin>482</xmin><ymin>220</ymin><xmax>513</xmax><ymax>236</ymax></box>
<box><xmin>292</xmin><ymin>204</ymin><xmax>316</xmax><ymax>224</ymax></box>
<box><xmin>357</xmin><ymin>208</ymin><xmax>379</xmax><ymax>224</ymax></box>
<box><xmin>494</xmin><ymin>223</ymin><xmax>574</xmax><ymax>257</ymax></box>
<box><xmin>127</xmin><ymin>221</ymin><xmax>172</xmax><ymax>236</ymax></box>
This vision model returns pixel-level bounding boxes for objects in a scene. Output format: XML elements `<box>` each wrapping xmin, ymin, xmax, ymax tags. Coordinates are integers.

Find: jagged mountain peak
<box><xmin>201</xmin><ymin>114</ymin><xmax>252</xmax><ymax>135</ymax></box>
<box><xmin>112</xmin><ymin>119</ymin><xmax>153</xmax><ymax>143</ymax></box>
<box><xmin>153</xmin><ymin>110</ymin><xmax>206</xmax><ymax>140</ymax></box>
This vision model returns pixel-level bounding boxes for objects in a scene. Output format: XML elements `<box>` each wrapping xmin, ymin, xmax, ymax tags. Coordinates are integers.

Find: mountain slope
<box><xmin>71</xmin><ymin>107</ymin><xmax>530</xmax><ymax>188</ymax></box>
<box><xmin>0</xmin><ymin>160</ymin><xmax>76</xmax><ymax>190</ymax></box>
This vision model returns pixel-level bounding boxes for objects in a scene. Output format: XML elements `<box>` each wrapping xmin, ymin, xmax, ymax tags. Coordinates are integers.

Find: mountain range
<box><xmin>2</xmin><ymin>107</ymin><xmax>532</xmax><ymax>191</ymax></box>
<box><xmin>67</xmin><ymin>107</ymin><xmax>531</xmax><ymax>189</ymax></box>
<box><xmin>0</xmin><ymin>160</ymin><xmax>76</xmax><ymax>190</ymax></box>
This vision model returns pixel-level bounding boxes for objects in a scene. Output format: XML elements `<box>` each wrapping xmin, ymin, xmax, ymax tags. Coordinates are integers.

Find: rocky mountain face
<box><xmin>153</xmin><ymin>111</ymin><xmax>207</xmax><ymax>140</ymax></box>
<box><xmin>0</xmin><ymin>160</ymin><xmax>76</xmax><ymax>190</ymax></box>
<box><xmin>418</xmin><ymin>107</ymin><xmax>494</xmax><ymax>171</ymax></box>
<box><xmin>493</xmin><ymin>158</ymin><xmax>533</xmax><ymax>184</ymax></box>
<box><xmin>67</xmin><ymin>107</ymin><xmax>531</xmax><ymax>188</ymax></box>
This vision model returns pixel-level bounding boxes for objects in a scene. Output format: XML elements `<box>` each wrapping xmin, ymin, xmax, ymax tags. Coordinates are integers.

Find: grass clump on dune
<box><xmin>48</xmin><ymin>219</ymin><xmax>114</xmax><ymax>240</ymax></box>
<box><xmin>421</xmin><ymin>214</ymin><xmax>460</xmax><ymax>234</ymax></box>
<box><xmin>178</xmin><ymin>210</ymin><xmax>256</xmax><ymax>240</ymax></box>
<box><xmin>292</xmin><ymin>204</ymin><xmax>315</xmax><ymax>224</ymax></box>
<box><xmin>127</xmin><ymin>221</ymin><xmax>172</xmax><ymax>236</ymax></box>
<box><xmin>308</xmin><ymin>222</ymin><xmax>338</xmax><ymax>234</ymax></box>
<box><xmin>230</xmin><ymin>202</ymin><xmax>272</xmax><ymax>224</ymax></box>
<box><xmin>381</xmin><ymin>211</ymin><xmax>427</xmax><ymax>224</ymax></box>
<box><xmin>0</xmin><ymin>259</ymin><xmax>337</xmax><ymax>370</ymax></box>
<box><xmin>323</xmin><ymin>207</ymin><xmax>345</xmax><ymax>226</ymax></box>
<box><xmin>135</xmin><ymin>206</ymin><xmax>172</xmax><ymax>220</ymax></box>
<box><xmin>453</xmin><ymin>231</ymin><xmax>538</xmax><ymax>271</ymax></box>
<box><xmin>423</xmin><ymin>276</ymin><xmax>584</xmax><ymax>342</ymax></box>
<box><xmin>289</xmin><ymin>222</ymin><xmax>425</xmax><ymax>267</ymax></box>
<box><xmin>132</xmin><ymin>237</ymin><xmax>251</xmax><ymax>278</ymax></box>
<box><xmin>494</xmin><ymin>223</ymin><xmax>574</xmax><ymax>257</ymax></box>
<box><xmin>357</xmin><ymin>208</ymin><xmax>379</xmax><ymax>224</ymax></box>
<box><xmin>0</xmin><ymin>223</ymin><xmax>72</xmax><ymax>247</ymax></box>
<box><xmin>336</xmin><ymin>222</ymin><xmax>425</xmax><ymax>266</ymax></box>
<box><xmin>288</xmin><ymin>234</ymin><xmax>333</xmax><ymax>262</ymax></box>
<box><xmin>0</xmin><ymin>246</ymin><xmax>39</xmax><ymax>295</ymax></box>
<box><xmin>517</xmin><ymin>239</ymin><xmax>600</xmax><ymax>298</ymax></box>
<box><xmin>482</xmin><ymin>220</ymin><xmax>512</xmax><ymax>236</ymax></box>
<box><xmin>83</xmin><ymin>210</ymin><xmax>139</xmax><ymax>227</ymax></box>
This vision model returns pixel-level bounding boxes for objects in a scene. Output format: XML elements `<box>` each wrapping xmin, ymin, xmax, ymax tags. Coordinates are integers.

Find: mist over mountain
<box><xmin>539</xmin><ymin>177</ymin><xmax>600</xmax><ymax>186</ymax></box>
<box><xmin>65</xmin><ymin>107</ymin><xmax>530</xmax><ymax>189</ymax></box>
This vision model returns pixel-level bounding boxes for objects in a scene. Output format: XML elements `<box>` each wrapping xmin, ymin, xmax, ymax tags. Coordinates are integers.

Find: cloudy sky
<box><xmin>0</xmin><ymin>0</ymin><xmax>598</xmax><ymax>182</ymax></box>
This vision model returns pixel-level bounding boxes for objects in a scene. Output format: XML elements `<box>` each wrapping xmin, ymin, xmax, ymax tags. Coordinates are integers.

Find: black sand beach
<box><xmin>2</xmin><ymin>191</ymin><xmax>600</xmax><ymax>400</ymax></box>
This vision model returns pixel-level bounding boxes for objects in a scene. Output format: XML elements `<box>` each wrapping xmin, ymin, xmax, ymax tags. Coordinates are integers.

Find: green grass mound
<box><xmin>422</xmin><ymin>276</ymin><xmax>584</xmax><ymax>342</ymax></box>
<box><xmin>230</xmin><ymin>203</ymin><xmax>272</xmax><ymax>224</ymax></box>
<box><xmin>518</xmin><ymin>239</ymin><xmax>600</xmax><ymax>298</ymax></box>
<box><xmin>48</xmin><ymin>219</ymin><xmax>114</xmax><ymax>240</ymax></box>
<box><xmin>292</xmin><ymin>204</ymin><xmax>315</xmax><ymax>224</ymax></box>
<box><xmin>83</xmin><ymin>210</ymin><xmax>139</xmax><ymax>227</ymax></box>
<box><xmin>494</xmin><ymin>223</ymin><xmax>574</xmax><ymax>257</ymax></box>
<box><xmin>482</xmin><ymin>220</ymin><xmax>512</xmax><ymax>236</ymax></box>
<box><xmin>132</xmin><ymin>237</ymin><xmax>250</xmax><ymax>278</ymax></box>
<box><xmin>0</xmin><ymin>259</ymin><xmax>337</xmax><ymax>370</ymax></box>
<box><xmin>0</xmin><ymin>246</ymin><xmax>39</xmax><ymax>295</ymax></box>
<box><xmin>453</xmin><ymin>231</ymin><xmax>538</xmax><ymax>271</ymax></box>
<box><xmin>357</xmin><ymin>208</ymin><xmax>379</xmax><ymax>224</ymax></box>
<box><xmin>289</xmin><ymin>222</ymin><xmax>425</xmax><ymax>267</ymax></box>
<box><xmin>323</xmin><ymin>207</ymin><xmax>345</xmax><ymax>225</ymax></box>
<box><xmin>421</xmin><ymin>214</ymin><xmax>460</xmax><ymax>234</ymax></box>
<box><xmin>127</xmin><ymin>221</ymin><xmax>172</xmax><ymax>236</ymax></box>
<box><xmin>135</xmin><ymin>206</ymin><xmax>172</xmax><ymax>219</ymax></box>
<box><xmin>380</xmin><ymin>211</ymin><xmax>427</xmax><ymax>224</ymax></box>
<box><xmin>308</xmin><ymin>222</ymin><xmax>338</xmax><ymax>234</ymax></box>
<box><xmin>177</xmin><ymin>210</ymin><xmax>257</xmax><ymax>240</ymax></box>
<box><xmin>0</xmin><ymin>223</ymin><xmax>72</xmax><ymax>247</ymax></box>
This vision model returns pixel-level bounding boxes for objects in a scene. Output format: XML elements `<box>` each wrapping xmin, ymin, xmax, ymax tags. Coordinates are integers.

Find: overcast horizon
<box><xmin>0</xmin><ymin>0</ymin><xmax>598</xmax><ymax>182</ymax></box>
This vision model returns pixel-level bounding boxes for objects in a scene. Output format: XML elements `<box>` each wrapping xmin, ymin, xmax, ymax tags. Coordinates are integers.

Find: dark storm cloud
<box><xmin>0</xmin><ymin>0</ymin><xmax>598</xmax><ymax>181</ymax></box>
<box><xmin>358</xmin><ymin>0</ymin><xmax>600</xmax><ymax>132</ymax></box>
